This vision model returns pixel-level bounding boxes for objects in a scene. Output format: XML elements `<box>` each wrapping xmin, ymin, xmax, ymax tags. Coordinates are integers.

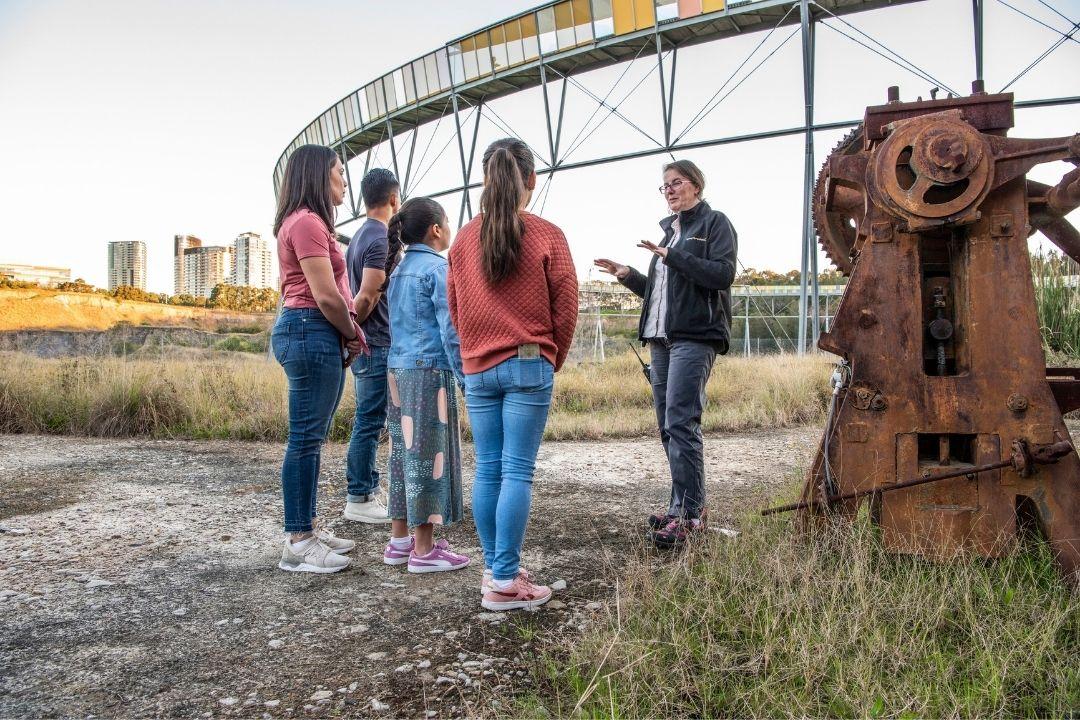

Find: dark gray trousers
<box><xmin>649</xmin><ymin>339</ymin><xmax>717</xmax><ymax>520</ymax></box>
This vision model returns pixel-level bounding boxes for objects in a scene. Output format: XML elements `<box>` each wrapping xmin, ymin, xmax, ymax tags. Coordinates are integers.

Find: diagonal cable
<box><xmin>562</xmin><ymin>71</ymin><xmax>664</xmax><ymax>148</ymax></box>
<box><xmin>405</xmin><ymin>100</ymin><xmax>450</xmax><ymax>196</ymax></box>
<box><xmin>474</xmin><ymin>99</ymin><xmax>550</xmax><ymax>168</ymax></box>
<box><xmin>811</xmin><ymin>1</ymin><xmax>960</xmax><ymax>96</ymax></box>
<box><xmin>675</xmin><ymin>3</ymin><xmax>797</xmax><ymax>143</ymax></box>
<box><xmin>551</xmin><ymin>40</ymin><xmax>653</xmax><ymax>161</ymax></box>
<box><xmin>408</xmin><ymin>105</ymin><xmax>478</xmax><ymax>194</ymax></box>
<box><xmin>1000</xmin><ymin>20</ymin><xmax>1080</xmax><ymax>91</ymax></box>
<box><xmin>1034</xmin><ymin>0</ymin><xmax>1078</xmax><ymax>27</ymax></box>
<box><xmin>678</xmin><ymin>28</ymin><xmax>800</xmax><ymax>142</ymax></box>
<box><xmin>819</xmin><ymin>20</ymin><xmax>958</xmax><ymax>94</ymax></box>
<box><xmin>994</xmin><ymin>0</ymin><xmax>1080</xmax><ymax>44</ymax></box>
<box><xmin>558</xmin><ymin>52</ymin><xmax>670</xmax><ymax>164</ymax></box>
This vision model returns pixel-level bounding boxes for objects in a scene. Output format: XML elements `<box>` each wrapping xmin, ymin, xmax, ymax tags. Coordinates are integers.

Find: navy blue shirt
<box><xmin>346</xmin><ymin>218</ymin><xmax>391</xmax><ymax>347</ymax></box>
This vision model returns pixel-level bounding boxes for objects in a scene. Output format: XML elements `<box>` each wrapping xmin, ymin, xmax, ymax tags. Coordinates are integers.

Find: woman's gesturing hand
<box><xmin>593</xmin><ymin>258</ymin><xmax>630</xmax><ymax>280</ymax></box>
<box><xmin>636</xmin><ymin>240</ymin><xmax>668</xmax><ymax>259</ymax></box>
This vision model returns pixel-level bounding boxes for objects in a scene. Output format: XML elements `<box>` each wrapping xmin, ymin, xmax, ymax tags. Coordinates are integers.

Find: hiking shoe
<box><xmin>383</xmin><ymin>537</ymin><xmax>414</xmax><ymax>566</ymax></box>
<box><xmin>651</xmin><ymin>516</ymin><xmax>706</xmax><ymax>550</ymax></box>
<box><xmin>278</xmin><ymin>537</ymin><xmax>350</xmax><ymax>574</ymax></box>
<box><xmin>481</xmin><ymin>567</ymin><xmax>529</xmax><ymax>595</ymax></box>
<box><xmin>407</xmin><ymin>539</ymin><xmax>471</xmax><ymax>574</ymax></box>
<box><xmin>313</xmin><ymin>518</ymin><xmax>355</xmax><ymax>554</ymax></box>
<box><xmin>343</xmin><ymin>494</ymin><xmax>391</xmax><ymax>524</ymax></box>
<box><xmin>481</xmin><ymin>574</ymin><xmax>552</xmax><ymax>611</ymax></box>
<box><xmin>647</xmin><ymin>510</ymin><xmax>675</xmax><ymax>529</ymax></box>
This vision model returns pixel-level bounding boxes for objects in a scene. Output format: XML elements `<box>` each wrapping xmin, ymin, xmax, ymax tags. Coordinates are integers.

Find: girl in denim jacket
<box><xmin>381</xmin><ymin>197</ymin><xmax>470</xmax><ymax>573</ymax></box>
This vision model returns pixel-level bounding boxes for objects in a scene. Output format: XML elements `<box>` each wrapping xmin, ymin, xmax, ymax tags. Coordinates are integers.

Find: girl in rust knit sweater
<box><xmin>447</xmin><ymin>138</ymin><xmax>578</xmax><ymax>611</ymax></box>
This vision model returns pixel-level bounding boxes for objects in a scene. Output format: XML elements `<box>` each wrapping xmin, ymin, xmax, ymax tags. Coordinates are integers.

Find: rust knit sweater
<box><xmin>447</xmin><ymin>212</ymin><xmax>578</xmax><ymax>374</ymax></box>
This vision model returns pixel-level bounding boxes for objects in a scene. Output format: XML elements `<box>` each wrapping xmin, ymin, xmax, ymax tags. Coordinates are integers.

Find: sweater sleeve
<box><xmin>662</xmin><ymin>213</ymin><xmax>738</xmax><ymax>291</ymax></box>
<box><xmin>547</xmin><ymin>229</ymin><xmax>579</xmax><ymax>371</ymax></box>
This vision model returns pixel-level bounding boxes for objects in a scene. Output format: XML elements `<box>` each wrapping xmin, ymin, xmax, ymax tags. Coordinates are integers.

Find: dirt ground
<box><xmin>0</xmin><ymin>428</ymin><xmax>816</xmax><ymax>718</ymax></box>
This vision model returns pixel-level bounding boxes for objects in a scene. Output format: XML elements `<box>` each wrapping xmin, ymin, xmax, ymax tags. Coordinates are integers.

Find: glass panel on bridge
<box><xmin>391</xmin><ymin>70</ymin><xmax>407</xmax><ymax>108</ymax></box>
<box><xmin>503</xmin><ymin>19</ymin><xmax>524</xmax><ymax>66</ymax></box>
<box><xmin>572</xmin><ymin>0</ymin><xmax>593</xmax><ymax>43</ymax></box>
<box><xmin>448</xmin><ymin>43</ymin><xmax>465</xmax><ymax>85</ymax></box>
<box><xmin>474</xmin><ymin>31</ymin><xmax>493</xmax><ymax>76</ymax></box>
<box><xmin>592</xmin><ymin>0</ymin><xmax>615</xmax><ymax>37</ymax></box>
<box><xmin>555</xmin><ymin>1</ymin><xmax>576</xmax><ymax>49</ymax></box>
<box><xmin>702</xmin><ymin>0</ymin><xmax>725</xmax><ymax>12</ymax></box>
<box><xmin>677</xmin><ymin>0</ymin><xmax>702</xmax><ymax>17</ymax></box>
<box><xmin>520</xmin><ymin>13</ymin><xmax>541</xmax><ymax>59</ymax></box>
<box><xmin>634</xmin><ymin>0</ymin><xmax>656</xmax><ymax>28</ymax></box>
<box><xmin>411</xmin><ymin>59</ymin><xmax>428</xmax><ymax>99</ymax></box>
<box><xmin>490</xmin><ymin>23</ymin><xmax>509</xmax><ymax>71</ymax></box>
<box><xmin>656</xmin><ymin>0</ymin><xmax>678</xmax><ymax>22</ymax></box>
<box><xmin>537</xmin><ymin>6</ymin><xmax>557</xmax><ymax>54</ymax></box>
<box><xmin>364</xmin><ymin>83</ymin><xmax>382</xmax><ymax>120</ymax></box>
<box><xmin>402</xmin><ymin>64</ymin><xmax>417</xmax><ymax>104</ymax></box>
<box><xmin>435</xmin><ymin>49</ymin><xmax>452</xmax><ymax>89</ymax></box>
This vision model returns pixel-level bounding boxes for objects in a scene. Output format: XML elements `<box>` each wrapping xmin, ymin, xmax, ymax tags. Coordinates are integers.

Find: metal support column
<box><xmin>797</xmin><ymin>0</ymin><xmax>816</xmax><ymax>354</ymax></box>
<box><xmin>339</xmin><ymin>142</ymin><xmax>357</xmax><ymax>217</ymax></box>
<box><xmin>539</xmin><ymin>64</ymin><xmax>558</xmax><ymax>166</ymax></box>
<box><xmin>385</xmin><ymin>119</ymin><xmax>401</xmax><ymax>182</ymax></box>
<box><xmin>972</xmin><ymin>0</ymin><xmax>984</xmax><ymax>87</ymax></box>
<box><xmin>450</xmin><ymin>95</ymin><xmax>473</xmax><ymax>223</ymax></box>
<box><xmin>459</xmin><ymin>99</ymin><xmax>485</xmax><ymax>226</ymax></box>
<box><xmin>744</xmin><ymin>288</ymin><xmax>751</xmax><ymax>357</ymax></box>
<box><xmin>552</xmin><ymin>77</ymin><xmax>568</xmax><ymax>163</ymax></box>
<box><xmin>402</xmin><ymin>125</ymin><xmax>420</xmax><ymax>197</ymax></box>
<box><xmin>656</xmin><ymin>32</ymin><xmax>672</xmax><ymax>147</ymax></box>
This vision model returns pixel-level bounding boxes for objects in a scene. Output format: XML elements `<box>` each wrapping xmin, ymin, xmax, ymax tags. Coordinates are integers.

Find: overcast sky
<box><xmin>0</xmin><ymin>0</ymin><xmax>1077</xmax><ymax>293</ymax></box>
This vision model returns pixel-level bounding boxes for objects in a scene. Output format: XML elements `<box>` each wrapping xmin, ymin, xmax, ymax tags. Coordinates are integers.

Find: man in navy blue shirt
<box><xmin>343</xmin><ymin>168</ymin><xmax>399</xmax><ymax>524</ymax></box>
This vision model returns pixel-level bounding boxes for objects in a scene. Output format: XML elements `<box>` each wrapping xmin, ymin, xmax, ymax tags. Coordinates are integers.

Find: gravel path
<box><xmin>0</xmin><ymin>428</ymin><xmax>817</xmax><ymax>718</ymax></box>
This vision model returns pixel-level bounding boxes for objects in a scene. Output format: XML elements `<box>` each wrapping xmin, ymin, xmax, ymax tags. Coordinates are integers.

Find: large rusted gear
<box><xmin>814</xmin><ymin>126</ymin><xmax>865</xmax><ymax>275</ymax></box>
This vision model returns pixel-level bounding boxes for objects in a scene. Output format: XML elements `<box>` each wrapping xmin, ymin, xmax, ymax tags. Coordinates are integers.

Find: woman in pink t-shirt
<box><xmin>271</xmin><ymin>144</ymin><xmax>368</xmax><ymax>574</ymax></box>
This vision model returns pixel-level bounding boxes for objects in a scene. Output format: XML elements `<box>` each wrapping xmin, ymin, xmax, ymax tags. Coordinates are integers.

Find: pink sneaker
<box><xmin>383</xmin><ymin>537</ymin><xmax>414</xmax><ymax>566</ymax></box>
<box><xmin>481</xmin><ymin>574</ymin><xmax>552</xmax><ymax>611</ymax></box>
<box><xmin>480</xmin><ymin>567</ymin><xmax>529</xmax><ymax>595</ymax></box>
<box><xmin>407</xmin><ymin>539</ymin><xmax>471</xmax><ymax>574</ymax></box>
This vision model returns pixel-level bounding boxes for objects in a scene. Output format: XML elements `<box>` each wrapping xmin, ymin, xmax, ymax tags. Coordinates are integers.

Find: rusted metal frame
<box><xmin>763</xmin><ymin>458</ymin><xmax>1014</xmax><ymax>516</ymax></box>
<box><xmin>797</xmin><ymin>0</ymin><xmax>817</xmax><ymax>354</ymax></box>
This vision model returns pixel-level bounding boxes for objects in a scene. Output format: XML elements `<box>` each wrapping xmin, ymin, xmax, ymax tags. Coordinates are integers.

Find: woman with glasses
<box><xmin>594</xmin><ymin>159</ymin><xmax>738</xmax><ymax>549</ymax></box>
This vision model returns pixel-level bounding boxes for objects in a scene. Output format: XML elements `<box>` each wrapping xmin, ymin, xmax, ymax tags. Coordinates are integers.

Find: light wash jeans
<box><xmin>346</xmin><ymin>345</ymin><xmax>389</xmax><ymax>501</ymax></box>
<box><xmin>272</xmin><ymin>308</ymin><xmax>346</xmax><ymax>533</ymax></box>
<box><xmin>463</xmin><ymin>357</ymin><xmax>554</xmax><ymax>581</ymax></box>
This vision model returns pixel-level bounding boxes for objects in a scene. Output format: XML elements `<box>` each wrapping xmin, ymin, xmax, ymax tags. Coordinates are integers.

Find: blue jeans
<box><xmin>272</xmin><ymin>307</ymin><xmax>347</xmax><ymax>533</ymax></box>
<box><xmin>464</xmin><ymin>357</ymin><xmax>554</xmax><ymax>581</ymax></box>
<box><xmin>346</xmin><ymin>345</ymin><xmax>389</xmax><ymax>501</ymax></box>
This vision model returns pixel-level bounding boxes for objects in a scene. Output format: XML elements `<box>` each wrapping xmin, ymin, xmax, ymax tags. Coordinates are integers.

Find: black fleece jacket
<box><xmin>619</xmin><ymin>200</ymin><xmax>738</xmax><ymax>350</ymax></box>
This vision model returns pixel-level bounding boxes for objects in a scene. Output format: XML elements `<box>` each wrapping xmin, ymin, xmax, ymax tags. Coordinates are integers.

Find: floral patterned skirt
<box><xmin>386</xmin><ymin>368</ymin><xmax>464</xmax><ymax>528</ymax></box>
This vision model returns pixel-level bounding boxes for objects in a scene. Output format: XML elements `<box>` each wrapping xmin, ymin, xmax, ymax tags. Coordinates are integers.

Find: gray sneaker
<box><xmin>313</xmin><ymin>518</ymin><xmax>355</xmax><ymax>554</ymax></box>
<box><xmin>343</xmin><ymin>494</ymin><xmax>391</xmax><ymax>524</ymax></box>
<box><xmin>278</xmin><ymin>538</ymin><xmax>350</xmax><ymax>574</ymax></box>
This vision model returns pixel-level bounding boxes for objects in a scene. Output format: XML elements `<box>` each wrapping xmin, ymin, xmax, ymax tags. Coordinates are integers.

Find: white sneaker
<box><xmin>343</xmin><ymin>494</ymin><xmax>391</xmax><ymax>524</ymax></box>
<box><xmin>313</xmin><ymin>518</ymin><xmax>355</xmax><ymax>554</ymax></box>
<box><xmin>278</xmin><ymin>537</ymin><xmax>350</xmax><ymax>574</ymax></box>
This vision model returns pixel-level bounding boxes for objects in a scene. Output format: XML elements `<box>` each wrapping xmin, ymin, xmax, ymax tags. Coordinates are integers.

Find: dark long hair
<box><xmin>479</xmin><ymin>138</ymin><xmax>534</xmax><ymax>284</ymax></box>
<box><xmin>384</xmin><ymin>197</ymin><xmax>447</xmax><ymax>284</ymax></box>
<box><xmin>273</xmin><ymin>144</ymin><xmax>338</xmax><ymax>237</ymax></box>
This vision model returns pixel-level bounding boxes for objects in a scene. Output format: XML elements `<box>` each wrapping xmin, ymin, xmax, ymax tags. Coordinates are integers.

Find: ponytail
<box><xmin>382</xmin><ymin>197</ymin><xmax>447</xmax><ymax>289</ymax></box>
<box><xmin>479</xmin><ymin>138</ymin><xmax>534</xmax><ymax>284</ymax></box>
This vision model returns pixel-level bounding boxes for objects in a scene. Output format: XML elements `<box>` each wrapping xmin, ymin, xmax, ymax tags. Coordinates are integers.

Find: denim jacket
<box><xmin>387</xmin><ymin>244</ymin><xmax>465</xmax><ymax>385</ymax></box>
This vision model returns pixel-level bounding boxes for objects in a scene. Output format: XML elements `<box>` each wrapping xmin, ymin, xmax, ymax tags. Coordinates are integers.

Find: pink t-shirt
<box><xmin>277</xmin><ymin>209</ymin><xmax>352</xmax><ymax>310</ymax></box>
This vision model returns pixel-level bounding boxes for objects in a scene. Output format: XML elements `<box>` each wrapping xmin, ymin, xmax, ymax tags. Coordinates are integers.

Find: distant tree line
<box><xmin>734</xmin><ymin>268</ymin><xmax>848</xmax><ymax>286</ymax></box>
<box><xmin>2</xmin><ymin>277</ymin><xmax>279</xmax><ymax>313</ymax></box>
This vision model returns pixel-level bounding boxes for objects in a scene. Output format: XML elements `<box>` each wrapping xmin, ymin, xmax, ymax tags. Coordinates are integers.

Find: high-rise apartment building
<box><xmin>233</xmin><ymin>232</ymin><xmax>274</xmax><ymax>289</ymax></box>
<box><xmin>174</xmin><ymin>234</ymin><xmax>202</xmax><ymax>295</ymax></box>
<box><xmin>0</xmin><ymin>264</ymin><xmax>72</xmax><ymax>287</ymax></box>
<box><xmin>183</xmin><ymin>246</ymin><xmax>234</xmax><ymax>299</ymax></box>
<box><xmin>107</xmin><ymin>241</ymin><xmax>147</xmax><ymax>291</ymax></box>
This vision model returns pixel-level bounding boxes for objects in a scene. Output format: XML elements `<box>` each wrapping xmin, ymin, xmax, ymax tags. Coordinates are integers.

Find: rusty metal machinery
<box><xmin>768</xmin><ymin>83</ymin><xmax>1080</xmax><ymax>583</ymax></box>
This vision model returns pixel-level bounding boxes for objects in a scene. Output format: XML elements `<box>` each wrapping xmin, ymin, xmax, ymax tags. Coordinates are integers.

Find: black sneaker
<box><xmin>646</xmin><ymin>510</ymin><xmax>674</xmax><ymax>529</ymax></box>
<box><xmin>651</xmin><ymin>512</ymin><xmax>708</xmax><ymax>550</ymax></box>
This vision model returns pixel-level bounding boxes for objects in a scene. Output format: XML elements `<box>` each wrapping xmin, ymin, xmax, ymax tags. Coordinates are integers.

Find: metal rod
<box><xmin>339</xmin><ymin>141</ymin><xmax>357</xmax><ymax>217</ymax></box>
<box><xmin>656</xmin><ymin>32</ymin><xmax>671</xmax><ymax>148</ymax></box>
<box><xmin>807</xmin><ymin>16</ymin><xmax>820</xmax><ymax>349</ymax></box>
<box><xmin>761</xmin><ymin>458</ymin><xmax>1013</xmax><ymax>516</ymax></box>
<box><xmin>553</xmin><ymin>78</ymin><xmax>568</xmax><ymax>163</ymax></box>
<box><xmin>539</xmin><ymin>63</ymin><xmax>557</xmax><ymax>167</ymax></box>
<box><xmin>385</xmin><ymin>119</ymin><xmax>401</xmax><ymax>181</ymax></box>
<box><xmin>972</xmin><ymin>0</ymin><xmax>984</xmax><ymax>85</ymax></box>
<box><xmin>797</xmin><ymin>0</ymin><xmax>813</xmax><ymax>356</ymax></box>
<box><xmin>402</xmin><ymin>124</ymin><xmax>419</xmax><ymax>197</ymax></box>
<box><xmin>666</xmin><ymin>45</ymin><xmax>678</xmax><ymax>147</ymax></box>
<box><xmin>450</xmin><ymin>94</ymin><xmax>472</xmax><ymax>221</ymax></box>
<box><xmin>459</xmin><ymin>98</ymin><xmax>485</xmax><ymax>226</ymax></box>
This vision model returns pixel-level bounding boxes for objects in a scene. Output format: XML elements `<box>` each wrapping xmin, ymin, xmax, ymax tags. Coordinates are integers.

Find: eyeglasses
<box><xmin>659</xmin><ymin>179</ymin><xmax>690</xmax><ymax>194</ymax></box>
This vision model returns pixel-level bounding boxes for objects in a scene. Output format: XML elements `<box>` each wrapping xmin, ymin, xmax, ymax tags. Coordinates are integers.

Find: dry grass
<box><xmin>0</xmin><ymin>288</ymin><xmax>272</xmax><ymax>332</ymax></box>
<box><xmin>0</xmin><ymin>350</ymin><xmax>830</xmax><ymax>442</ymax></box>
<box><xmin>523</xmin><ymin>512</ymin><xmax>1080</xmax><ymax>719</ymax></box>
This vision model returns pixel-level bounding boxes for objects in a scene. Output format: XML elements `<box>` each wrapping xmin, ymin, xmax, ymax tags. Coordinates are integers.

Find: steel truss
<box><xmin>302</xmin><ymin>0</ymin><xmax>1078</xmax><ymax>355</ymax></box>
